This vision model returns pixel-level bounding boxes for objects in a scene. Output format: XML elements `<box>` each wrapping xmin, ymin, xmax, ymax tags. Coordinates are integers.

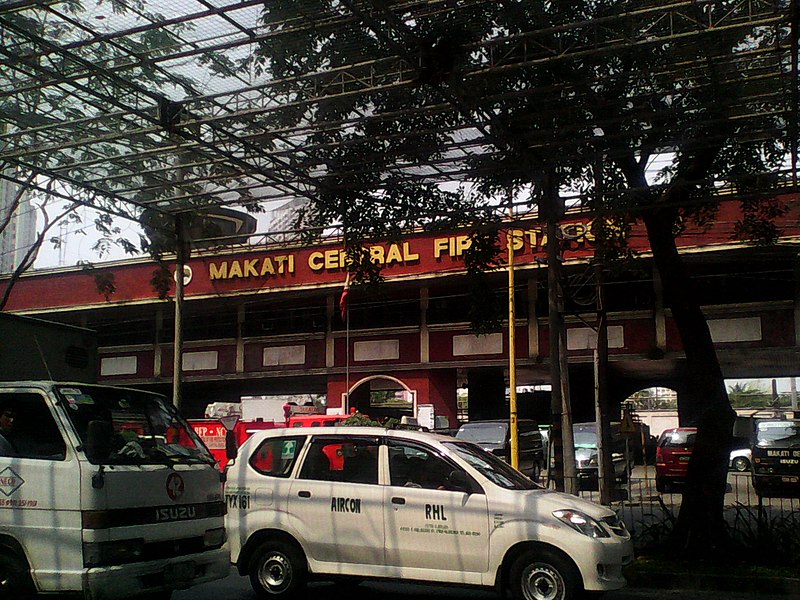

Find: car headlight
<box><xmin>553</xmin><ymin>509</ymin><xmax>610</xmax><ymax>538</ymax></box>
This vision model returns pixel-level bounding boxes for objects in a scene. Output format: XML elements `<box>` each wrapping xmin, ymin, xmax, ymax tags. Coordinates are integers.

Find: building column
<box><xmin>420</xmin><ymin>287</ymin><xmax>429</xmax><ymax>363</ymax></box>
<box><xmin>236</xmin><ymin>303</ymin><xmax>245</xmax><ymax>373</ymax></box>
<box><xmin>326</xmin><ymin>295</ymin><xmax>335</xmax><ymax>368</ymax></box>
<box><xmin>527</xmin><ymin>275</ymin><xmax>539</xmax><ymax>359</ymax></box>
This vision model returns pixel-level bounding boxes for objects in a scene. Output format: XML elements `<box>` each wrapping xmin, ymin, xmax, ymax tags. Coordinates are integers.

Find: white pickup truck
<box><xmin>225</xmin><ymin>427</ymin><xmax>633</xmax><ymax>600</ymax></box>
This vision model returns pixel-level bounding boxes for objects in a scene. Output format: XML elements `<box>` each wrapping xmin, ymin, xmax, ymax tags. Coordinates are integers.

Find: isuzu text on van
<box><xmin>225</xmin><ymin>427</ymin><xmax>633</xmax><ymax>600</ymax></box>
<box><xmin>0</xmin><ymin>382</ymin><xmax>230</xmax><ymax>599</ymax></box>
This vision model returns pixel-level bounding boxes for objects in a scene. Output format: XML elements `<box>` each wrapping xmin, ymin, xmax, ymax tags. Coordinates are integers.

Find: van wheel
<box><xmin>0</xmin><ymin>552</ymin><xmax>35</xmax><ymax>600</ymax></box>
<box><xmin>249</xmin><ymin>540</ymin><xmax>307</xmax><ymax>599</ymax></box>
<box><xmin>510</xmin><ymin>548</ymin><xmax>579</xmax><ymax>600</ymax></box>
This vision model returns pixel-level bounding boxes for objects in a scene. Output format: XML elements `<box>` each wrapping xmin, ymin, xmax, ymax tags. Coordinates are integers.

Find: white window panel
<box><xmin>567</xmin><ymin>326</ymin><xmax>624</xmax><ymax>350</ymax></box>
<box><xmin>354</xmin><ymin>340</ymin><xmax>399</xmax><ymax>361</ymax></box>
<box><xmin>709</xmin><ymin>317</ymin><xmax>762</xmax><ymax>343</ymax></box>
<box><xmin>452</xmin><ymin>333</ymin><xmax>503</xmax><ymax>356</ymax></box>
<box><xmin>182</xmin><ymin>351</ymin><xmax>218</xmax><ymax>371</ymax></box>
<box><xmin>263</xmin><ymin>345</ymin><xmax>306</xmax><ymax>366</ymax></box>
<box><xmin>100</xmin><ymin>356</ymin><xmax>137</xmax><ymax>376</ymax></box>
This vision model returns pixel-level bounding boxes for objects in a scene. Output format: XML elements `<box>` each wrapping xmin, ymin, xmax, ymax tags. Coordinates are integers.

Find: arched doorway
<box><xmin>343</xmin><ymin>375</ymin><xmax>417</xmax><ymax>421</ymax></box>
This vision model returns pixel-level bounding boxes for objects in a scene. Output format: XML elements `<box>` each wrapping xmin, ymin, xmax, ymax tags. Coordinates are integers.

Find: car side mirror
<box><xmin>85</xmin><ymin>420</ymin><xmax>113</xmax><ymax>463</ymax></box>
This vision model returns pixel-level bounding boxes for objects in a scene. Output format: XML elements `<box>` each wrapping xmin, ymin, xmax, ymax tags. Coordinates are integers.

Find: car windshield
<box><xmin>755</xmin><ymin>421</ymin><xmax>800</xmax><ymax>448</ymax></box>
<box><xmin>57</xmin><ymin>385</ymin><xmax>215</xmax><ymax>466</ymax></box>
<box><xmin>443</xmin><ymin>440</ymin><xmax>539</xmax><ymax>490</ymax></box>
<box><xmin>456</xmin><ymin>423</ymin><xmax>507</xmax><ymax>445</ymax></box>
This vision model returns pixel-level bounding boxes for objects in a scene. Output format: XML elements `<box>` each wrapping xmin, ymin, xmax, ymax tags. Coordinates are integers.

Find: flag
<box><xmin>339</xmin><ymin>272</ymin><xmax>351</xmax><ymax>321</ymax></box>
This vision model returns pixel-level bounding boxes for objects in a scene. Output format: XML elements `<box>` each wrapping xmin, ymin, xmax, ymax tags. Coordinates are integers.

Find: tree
<box><xmin>246</xmin><ymin>0</ymin><xmax>794</xmax><ymax>555</ymax></box>
<box><xmin>0</xmin><ymin>1</ymin><xmax>251</xmax><ymax>306</ymax></box>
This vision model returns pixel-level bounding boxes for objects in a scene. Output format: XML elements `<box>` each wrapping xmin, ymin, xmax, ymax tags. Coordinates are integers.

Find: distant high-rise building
<box><xmin>0</xmin><ymin>173</ymin><xmax>36</xmax><ymax>274</ymax></box>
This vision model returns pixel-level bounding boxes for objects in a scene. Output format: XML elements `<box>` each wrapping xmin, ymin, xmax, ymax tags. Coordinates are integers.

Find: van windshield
<box><xmin>573</xmin><ymin>430</ymin><xmax>597</xmax><ymax>448</ymax></box>
<box><xmin>755</xmin><ymin>421</ymin><xmax>800</xmax><ymax>448</ymax></box>
<box><xmin>456</xmin><ymin>423</ymin><xmax>507</xmax><ymax>444</ymax></box>
<box><xmin>56</xmin><ymin>385</ymin><xmax>215</xmax><ymax>466</ymax></box>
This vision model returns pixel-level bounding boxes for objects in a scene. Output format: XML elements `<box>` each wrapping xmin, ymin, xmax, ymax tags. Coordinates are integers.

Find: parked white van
<box><xmin>0</xmin><ymin>382</ymin><xmax>230</xmax><ymax>599</ymax></box>
<box><xmin>225</xmin><ymin>427</ymin><xmax>633</xmax><ymax>600</ymax></box>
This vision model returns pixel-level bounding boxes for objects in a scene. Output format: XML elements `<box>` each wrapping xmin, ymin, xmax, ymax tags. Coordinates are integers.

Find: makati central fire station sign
<box><xmin>4</xmin><ymin>196</ymin><xmax>799</xmax><ymax>312</ymax></box>
<box><xmin>205</xmin><ymin>221</ymin><xmax>594</xmax><ymax>283</ymax></box>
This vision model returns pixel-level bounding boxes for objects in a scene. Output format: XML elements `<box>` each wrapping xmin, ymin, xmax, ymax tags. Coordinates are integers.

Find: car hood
<box><xmin>514</xmin><ymin>487</ymin><xmax>616</xmax><ymax>521</ymax></box>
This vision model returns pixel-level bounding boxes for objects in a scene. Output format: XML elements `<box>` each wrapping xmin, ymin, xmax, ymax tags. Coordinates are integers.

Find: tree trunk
<box><xmin>643</xmin><ymin>210</ymin><xmax>735</xmax><ymax>556</ymax></box>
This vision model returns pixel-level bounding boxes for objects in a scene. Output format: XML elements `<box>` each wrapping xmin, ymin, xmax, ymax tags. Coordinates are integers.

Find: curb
<box><xmin>626</xmin><ymin>570</ymin><xmax>800</xmax><ymax>597</ymax></box>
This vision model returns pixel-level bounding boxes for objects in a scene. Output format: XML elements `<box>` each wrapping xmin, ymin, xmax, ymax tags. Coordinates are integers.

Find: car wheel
<box><xmin>655</xmin><ymin>476</ymin><xmax>667</xmax><ymax>493</ymax></box>
<box><xmin>509</xmin><ymin>548</ymin><xmax>580</xmax><ymax>600</ymax></box>
<box><xmin>249</xmin><ymin>540</ymin><xmax>307</xmax><ymax>599</ymax></box>
<box><xmin>0</xmin><ymin>552</ymin><xmax>35</xmax><ymax>600</ymax></box>
<box><xmin>732</xmin><ymin>457</ymin><xmax>750</xmax><ymax>472</ymax></box>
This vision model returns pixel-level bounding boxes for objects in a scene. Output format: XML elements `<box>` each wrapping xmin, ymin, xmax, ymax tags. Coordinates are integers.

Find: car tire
<box><xmin>732</xmin><ymin>456</ymin><xmax>750</xmax><ymax>472</ymax></box>
<box><xmin>249</xmin><ymin>539</ymin><xmax>307</xmax><ymax>599</ymax></box>
<box><xmin>655</xmin><ymin>476</ymin><xmax>667</xmax><ymax>493</ymax></box>
<box><xmin>0</xmin><ymin>552</ymin><xmax>35</xmax><ymax>600</ymax></box>
<box><xmin>509</xmin><ymin>548</ymin><xmax>580</xmax><ymax>600</ymax></box>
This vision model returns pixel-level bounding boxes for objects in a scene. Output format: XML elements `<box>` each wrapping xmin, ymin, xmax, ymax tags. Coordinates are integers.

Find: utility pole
<box><xmin>508</xmin><ymin>207</ymin><xmax>519</xmax><ymax>471</ymax></box>
<box><xmin>594</xmin><ymin>261</ymin><xmax>614</xmax><ymax>504</ymax></box>
<box><xmin>172</xmin><ymin>212</ymin><xmax>189</xmax><ymax>411</ymax></box>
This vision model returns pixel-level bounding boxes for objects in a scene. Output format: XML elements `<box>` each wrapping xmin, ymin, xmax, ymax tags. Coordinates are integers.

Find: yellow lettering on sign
<box><xmin>403</xmin><ymin>242</ymin><xmax>419</xmax><ymax>262</ymax></box>
<box><xmin>244</xmin><ymin>259</ymin><xmax>259</xmax><ymax>277</ymax></box>
<box><xmin>385</xmin><ymin>243</ymin><xmax>403</xmax><ymax>265</ymax></box>
<box><xmin>309</xmin><ymin>252</ymin><xmax>323</xmax><ymax>271</ymax></box>
<box><xmin>370</xmin><ymin>245</ymin><xmax>385</xmax><ymax>264</ymax></box>
<box><xmin>260</xmin><ymin>258</ymin><xmax>275</xmax><ymax>276</ymax></box>
<box><xmin>433</xmin><ymin>238</ymin><xmax>449</xmax><ymax>258</ymax></box>
<box><xmin>455</xmin><ymin>235</ymin><xmax>471</xmax><ymax>255</ymax></box>
<box><xmin>228</xmin><ymin>261</ymin><xmax>243</xmax><ymax>278</ymax></box>
<box><xmin>209</xmin><ymin>263</ymin><xmax>228</xmax><ymax>280</ymax></box>
<box><xmin>324</xmin><ymin>249</ymin><xmax>344</xmax><ymax>270</ymax></box>
<box><xmin>507</xmin><ymin>229</ymin><xmax>524</xmax><ymax>252</ymax></box>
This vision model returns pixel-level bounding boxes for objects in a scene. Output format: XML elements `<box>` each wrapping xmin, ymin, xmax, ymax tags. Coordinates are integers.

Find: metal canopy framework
<box><xmin>0</xmin><ymin>0</ymin><xmax>797</xmax><ymax>237</ymax></box>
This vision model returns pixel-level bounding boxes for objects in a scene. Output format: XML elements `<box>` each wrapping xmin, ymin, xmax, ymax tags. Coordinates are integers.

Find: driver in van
<box><xmin>0</xmin><ymin>402</ymin><xmax>19</xmax><ymax>456</ymax></box>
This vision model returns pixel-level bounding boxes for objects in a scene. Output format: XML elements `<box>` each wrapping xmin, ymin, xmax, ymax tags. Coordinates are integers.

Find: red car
<box><xmin>655</xmin><ymin>427</ymin><xmax>696</xmax><ymax>492</ymax></box>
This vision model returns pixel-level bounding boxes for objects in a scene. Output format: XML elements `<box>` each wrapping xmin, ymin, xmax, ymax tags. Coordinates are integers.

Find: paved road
<box><xmin>173</xmin><ymin>572</ymin><xmax>786</xmax><ymax>600</ymax></box>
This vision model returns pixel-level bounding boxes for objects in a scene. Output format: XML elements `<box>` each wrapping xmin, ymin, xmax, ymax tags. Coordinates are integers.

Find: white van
<box><xmin>225</xmin><ymin>427</ymin><xmax>633</xmax><ymax>600</ymax></box>
<box><xmin>0</xmin><ymin>382</ymin><xmax>230</xmax><ymax>599</ymax></box>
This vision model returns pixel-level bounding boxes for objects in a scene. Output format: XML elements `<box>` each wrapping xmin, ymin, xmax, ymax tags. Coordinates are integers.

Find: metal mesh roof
<box><xmin>0</xmin><ymin>0</ymin><xmax>797</xmax><ymax>235</ymax></box>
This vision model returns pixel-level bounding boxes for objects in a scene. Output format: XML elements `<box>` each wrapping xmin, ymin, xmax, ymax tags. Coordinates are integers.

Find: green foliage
<box><xmin>342</xmin><ymin>412</ymin><xmax>400</xmax><ymax>429</ymax></box>
<box><xmin>729</xmin><ymin>502</ymin><xmax>800</xmax><ymax>566</ymax></box>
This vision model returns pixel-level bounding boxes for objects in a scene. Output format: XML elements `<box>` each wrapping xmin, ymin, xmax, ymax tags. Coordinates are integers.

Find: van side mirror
<box><xmin>225</xmin><ymin>430</ymin><xmax>238</xmax><ymax>461</ymax></box>
<box><xmin>85</xmin><ymin>420</ymin><xmax>113</xmax><ymax>463</ymax></box>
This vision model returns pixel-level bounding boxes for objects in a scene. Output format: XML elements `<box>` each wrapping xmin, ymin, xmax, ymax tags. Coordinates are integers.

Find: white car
<box><xmin>225</xmin><ymin>427</ymin><xmax>633</xmax><ymax>600</ymax></box>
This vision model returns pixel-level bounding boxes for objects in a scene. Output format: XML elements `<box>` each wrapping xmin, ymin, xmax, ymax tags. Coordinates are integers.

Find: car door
<box><xmin>383</xmin><ymin>439</ymin><xmax>489</xmax><ymax>579</ymax></box>
<box><xmin>289</xmin><ymin>435</ymin><xmax>385</xmax><ymax>567</ymax></box>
